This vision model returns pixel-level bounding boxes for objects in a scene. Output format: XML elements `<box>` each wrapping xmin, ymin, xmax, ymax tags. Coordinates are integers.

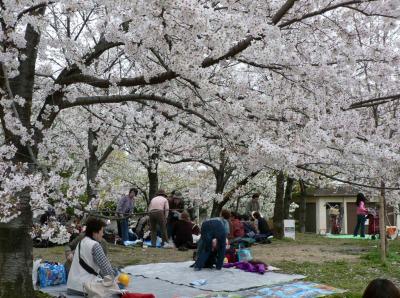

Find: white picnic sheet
<box><xmin>41</xmin><ymin>261</ymin><xmax>305</xmax><ymax>297</ymax></box>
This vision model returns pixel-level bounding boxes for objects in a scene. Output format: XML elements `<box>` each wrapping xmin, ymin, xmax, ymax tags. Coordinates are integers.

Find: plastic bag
<box><xmin>237</xmin><ymin>245</ymin><xmax>253</xmax><ymax>262</ymax></box>
<box><xmin>38</xmin><ymin>262</ymin><xmax>67</xmax><ymax>288</ymax></box>
<box><xmin>83</xmin><ymin>275</ymin><xmax>121</xmax><ymax>298</ymax></box>
<box><xmin>32</xmin><ymin>258</ymin><xmax>42</xmax><ymax>289</ymax></box>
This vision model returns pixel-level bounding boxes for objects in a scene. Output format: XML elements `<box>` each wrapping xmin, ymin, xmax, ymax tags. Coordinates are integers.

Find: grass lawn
<box><xmin>34</xmin><ymin>233</ymin><xmax>400</xmax><ymax>297</ymax></box>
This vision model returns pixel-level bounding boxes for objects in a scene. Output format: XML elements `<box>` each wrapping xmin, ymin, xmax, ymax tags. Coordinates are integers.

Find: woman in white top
<box><xmin>67</xmin><ymin>217</ymin><xmax>114</xmax><ymax>296</ymax></box>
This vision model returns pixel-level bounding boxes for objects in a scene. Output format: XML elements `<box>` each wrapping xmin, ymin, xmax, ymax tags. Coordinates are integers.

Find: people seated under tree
<box><xmin>252</xmin><ymin>211</ymin><xmax>273</xmax><ymax>241</ymax></box>
<box><xmin>171</xmin><ymin>211</ymin><xmax>196</xmax><ymax>250</ymax></box>
<box><xmin>67</xmin><ymin>218</ymin><xmax>114</xmax><ymax>296</ymax></box>
<box><xmin>241</xmin><ymin>214</ymin><xmax>257</xmax><ymax>237</ymax></box>
<box><xmin>230</xmin><ymin>212</ymin><xmax>245</xmax><ymax>238</ymax></box>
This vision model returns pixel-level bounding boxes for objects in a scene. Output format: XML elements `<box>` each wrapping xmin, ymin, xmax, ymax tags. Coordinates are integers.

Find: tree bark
<box><xmin>298</xmin><ymin>180</ymin><xmax>307</xmax><ymax>233</ymax></box>
<box><xmin>379</xmin><ymin>181</ymin><xmax>386</xmax><ymax>263</ymax></box>
<box><xmin>86</xmin><ymin>128</ymin><xmax>99</xmax><ymax>198</ymax></box>
<box><xmin>147</xmin><ymin>166</ymin><xmax>159</xmax><ymax>201</ymax></box>
<box><xmin>0</xmin><ymin>9</ymin><xmax>45</xmax><ymax>296</ymax></box>
<box><xmin>211</xmin><ymin>169</ymin><xmax>225</xmax><ymax>217</ymax></box>
<box><xmin>284</xmin><ymin>177</ymin><xmax>295</xmax><ymax>219</ymax></box>
<box><xmin>0</xmin><ymin>183</ymin><xmax>34</xmax><ymax>298</ymax></box>
<box><xmin>273</xmin><ymin>171</ymin><xmax>285</xmax><ymax>239</ymax></box>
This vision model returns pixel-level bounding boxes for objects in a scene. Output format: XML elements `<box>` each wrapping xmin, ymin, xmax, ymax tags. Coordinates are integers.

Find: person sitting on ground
<box><xmin>242</xmin><ymin>214</ymin><xmax>257</xmax><ymax>238</ymax></box>
<box><xmin>134</xmin><ymin>215</ymin><xmax>150</xmax><ymax>240</ymax></box>
<box><xmin>148</xmin><ymin>189</ymin><xmax>173</xmax><ymax>248</ymax></box>
<box><xmin>193</xmin><ymin>217</ymin><xmax>227</xmax><ymax>271</ymax></box>
<box><xmin>231</xmin><ymin>212</ymin><xmax>245</xmax><ymax>238</ymax></box>
<box><xmin>64</xmin><ymin>224</ymin><xmax>108</xmax><ymax>276</ymax></box>
<box><xmin>67</xmin><ymin>218</ymin><xmax>114</xmax><ymax>296</ymax></box>
<box><xmin>172</xmin><ymin>211</ymin><xmax>196</xmax><ymax>250</ymax></box>
<box><xmin>362</xmin><ymin>278</ymin><xmax>400</xmax><ymax>298</ymax></box>
<box><xmin>252</xmin><ymin>211</ymin><xmax>273</xmax><ymax>239</ymax></box>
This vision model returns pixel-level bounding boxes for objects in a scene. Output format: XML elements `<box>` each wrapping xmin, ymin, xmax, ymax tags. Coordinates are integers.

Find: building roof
<box><xmin>306</xmin><ymin>185</ymin><xmax>360</xmax><ymax>197</ymax></box>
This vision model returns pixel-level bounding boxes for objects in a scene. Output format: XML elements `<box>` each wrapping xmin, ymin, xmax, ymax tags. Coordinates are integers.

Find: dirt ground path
<box><xmin>33</xmin><ymin>235</ymin><xmax>372</xmax><ymax>267</ymax></box>
<box><xmin>251</xmin><ymin>242</ymin><xmax>365</xmax><ymax>264</ymax></box>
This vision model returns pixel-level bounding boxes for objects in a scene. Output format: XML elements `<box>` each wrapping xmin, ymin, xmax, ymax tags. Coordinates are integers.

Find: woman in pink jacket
<box><xmin>353</xmin><ymin>193</ymin><xmax>368</xmax><ymax>238</ymax></box>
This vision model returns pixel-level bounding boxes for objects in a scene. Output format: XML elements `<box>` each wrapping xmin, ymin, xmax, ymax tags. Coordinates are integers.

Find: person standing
<box><xmin>116</xmin><ymin>187</ymin><xmax>138</xmax><ymax>243</ymax></box>
<box><xmin>246</xmin><ymin>193</ymin><xmax>261</xmax><ymax>215</ymax></box>
<box><xmin>353</xmin><ymin>193</ymin><xmax>368</xmax><ymax>238</ymax></box>
<box><xmin>148</xmin><ymin>189</ymin><xmax>172</xmax><ymax>248</ymax></box>
<box><xmin>167</xmin><ymin>191</ymin><xmax>185</xmax><ymax>238</ymax></box>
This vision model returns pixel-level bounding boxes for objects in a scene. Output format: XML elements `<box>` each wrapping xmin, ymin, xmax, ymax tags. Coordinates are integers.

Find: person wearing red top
<box><xmin>231</xmin><ymin>212</ymin><xmax>245</xmax><ymax>238</ymax></box>
<box><xmin>353</xmin><ymin>193</ymin><xmax>368</xmax><ymax>238</ymax></box>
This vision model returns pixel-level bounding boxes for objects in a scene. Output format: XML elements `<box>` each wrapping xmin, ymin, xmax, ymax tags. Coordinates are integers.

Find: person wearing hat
<box><xmin>148</xmin><ymin>189</ymin><xmax>172</xmax><ymax>248</ymax></box>
<box><xmin>167</xmin><ymin>191</ymin><xmax>185</xmax><ymax>238</ymax></box>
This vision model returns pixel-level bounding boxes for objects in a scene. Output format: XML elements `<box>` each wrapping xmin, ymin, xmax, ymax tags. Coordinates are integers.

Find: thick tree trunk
<box><xmin>284</xmin><ymin>177</ymin><xmax>294</xmax><ymax>219</ymax></box>
<box><xmin>0</xmin><ymin>187</ymin><xmax>34</xmax><ymax>298</ymax></box>
<box><xmin>273</xmin><ymin>171</ymin><xmax>285</xmax><ymax>239</ymax></box>
<box><xmin>298</xmin><ymin>180</ymin><xmax>307</xmax><ymax>233</ymax></box>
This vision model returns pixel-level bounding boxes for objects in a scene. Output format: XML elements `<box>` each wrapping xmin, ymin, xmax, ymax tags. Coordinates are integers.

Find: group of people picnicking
<box><xmin>63</xmin><ymin>188</ymin><xmax>272</xmax><ymax>295</ymax></box>
<box><xmin>61</xmin><ymin>188</ymin><xmax>400</xmax><ymax>297</ymax></box>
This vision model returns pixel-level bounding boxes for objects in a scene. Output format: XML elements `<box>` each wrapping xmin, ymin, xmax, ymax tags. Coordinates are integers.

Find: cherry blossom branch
<box><xmin>57</xmin><ymin>71</ymin><xmax>177</xmax><ymax>88</ymax></box>
<box><xmin>279</xmin><ymin>1</ymin><xmax>376</xmax><ymax>28</ymax></box>
<box><xmin>63</xmin><ymin>94</ymin><xmax>217</xmax><ymax>127</ymax></box>
<box><xmin>271</xmin><ymin>0</ymin><xmax>298</xmax><ymax>25</ymax></box>
<box><xmin>297</xmin><ymin>165</ymin><xmax>400</xmax><ymax>190</ymax></box>
<box><xmin>164</xmin><ymin>157</ymin><xmax>217</xmax><ymax>171</ymax></box>
<box><xmin>343</xmin><ymin>5</ymin><xmax>397</xmax><ymax>19</ymax></box>
<box><xmin>221</xmin><ymin>170</ymin><xmax>261</xmax><ymax>205</ymax></box>
<box><xmin>17</xmin><ymin>1</ymin><xmax>54</xmax><ymax>21</ymax></box>
<box><xmin>348</xmin><ymin>93</ymin><xmax>400</xmax><ymax>109</ymax></box>
<box><xmin>201</xmin><ymin>0</ymin><xmax>298</xmax><ymax>67</ymax></box>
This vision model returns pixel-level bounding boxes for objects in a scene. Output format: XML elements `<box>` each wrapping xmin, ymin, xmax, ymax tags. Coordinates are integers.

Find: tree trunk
<box><xmin>0</xmin><ymin>187</ymin><xmax>34</xmax><ymax>298</ymax></box>
<box><xmin>211</xmin><ymin>169</ymin><xmax>225</xmax><ymax>217</ymax></box>
<box><xmin>298</xmin><ymin>180</ymin><xmax>307</xmax><ymax>233</ymax></box>
<box><xmin>273</xmin><ymin>171</ymin><xmax>285</xmax><ymax>239</ymax></box>
<box><xmin>147</xmin><ymin>167</ymin><xmax>159</xmax><ymax>200</ymax></box>
<box><xmin>379</xmin><ymin>181</ymin><xmax>386</xmax><ymax>263</ymax></box>
<box><xmin>284</xmin><ymin>177</ymin><xmax>294</xmax><ymax>219</ymax></box>
<box><xmin>86</xmin><ymin>128</ymin><xmax>99</xmax><ymax>198</ymax></box>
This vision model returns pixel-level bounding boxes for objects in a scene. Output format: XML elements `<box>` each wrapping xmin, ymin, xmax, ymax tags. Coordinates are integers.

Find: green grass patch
<box><xmin>275</xmin><ymin>241</ymin><xmax>400</xmax><ymax>298</ymax></box>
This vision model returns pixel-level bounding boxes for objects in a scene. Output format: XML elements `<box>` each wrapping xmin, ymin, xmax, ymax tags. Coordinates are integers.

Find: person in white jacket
<box><xmin>67</xmin><ymin>217</ymin><xmax>114</xmax><ymax>296</ymax></box>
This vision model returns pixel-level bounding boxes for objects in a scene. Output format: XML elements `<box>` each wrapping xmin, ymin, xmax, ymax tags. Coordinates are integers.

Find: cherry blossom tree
<box><xmin>1</xmin><ymin>1</ymin><xmax>399</xmax><ymax>296</ymax></box>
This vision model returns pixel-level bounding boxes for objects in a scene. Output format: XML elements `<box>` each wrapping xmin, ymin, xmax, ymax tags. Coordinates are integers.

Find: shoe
<box><xmin>163</xmin><ymin>243</ymin><xmax>174</xmax><ymax>249</ymax></box>
<box><xmin>178</xmin><ymin>246</ymin><xmax>188</xmax><ymax>251</ymax></box>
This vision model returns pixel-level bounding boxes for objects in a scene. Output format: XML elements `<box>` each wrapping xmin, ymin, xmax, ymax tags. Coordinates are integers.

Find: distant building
<box><xmin>293</xmin><ymin>186</ymin><xmax>399</xmax><ymax>235</ymax></box>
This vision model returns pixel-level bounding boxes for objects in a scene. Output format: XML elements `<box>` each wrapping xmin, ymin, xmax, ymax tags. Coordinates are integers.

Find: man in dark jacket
<box><xmin>171</xmin><ymin>211</ymin><xmax>195</xmax><ymax>249</ymax></box>
<box><xmin>253</xmin><ymin>211</ymin><xmax>273</xmax><ymax>238</ymax></box>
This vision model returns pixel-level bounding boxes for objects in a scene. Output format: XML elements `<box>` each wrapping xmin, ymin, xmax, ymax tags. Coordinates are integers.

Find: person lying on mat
<box><xmin>193</xmin><ymin>217</ymin><xmax>228</xmax><ymax>270</ymax></box>
<box><xmin>67</xmin><ymin>217</ymin><xmax>115</xmax><ymax>296</ymax></box>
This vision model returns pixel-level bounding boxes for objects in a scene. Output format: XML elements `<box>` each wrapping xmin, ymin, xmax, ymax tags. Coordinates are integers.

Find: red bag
<box><xmin>122</xmin><ymin>293</ymin><xmax>155</xmax><ymax>298</ymax></box>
